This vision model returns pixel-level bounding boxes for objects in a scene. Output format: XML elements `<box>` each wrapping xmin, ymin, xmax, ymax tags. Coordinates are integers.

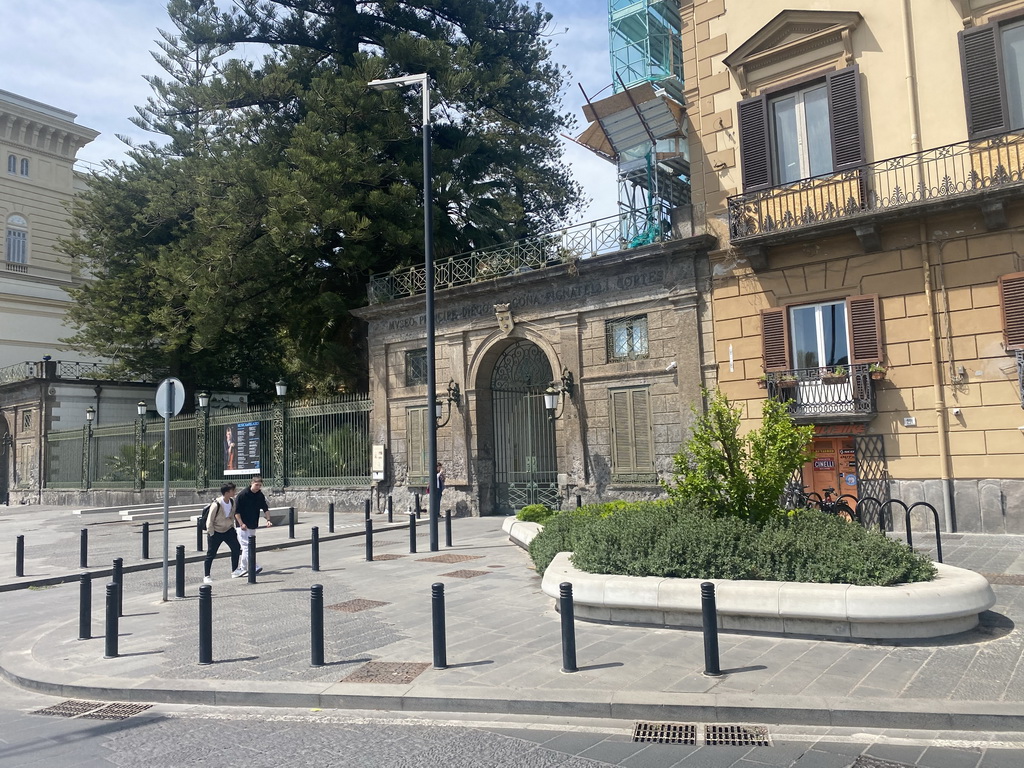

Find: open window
<box><xmin>762</xmin><ymin>294</ymin><xmax>882</xmax><ymax>371</ymax></box>
<box><xmin>960</xmin><ymin>18</ymin><xmax>1024</xmax><ymax>138</ymax></box>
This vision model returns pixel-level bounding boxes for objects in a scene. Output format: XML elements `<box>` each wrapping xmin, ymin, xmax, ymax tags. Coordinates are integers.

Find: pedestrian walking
<box><xmin>203</xmin><ymin>482</ymin><xmax>239</xmax><ymax>583</ymax></box>
<box><xmin>436</xmin><ymin>462</ymin><xmax>446</xmax><ymax>500</ymax></box>
<box><xmin>233</xmin><ymin>475</ymin><xmax>272</xmax><ymax>577</ymax></box>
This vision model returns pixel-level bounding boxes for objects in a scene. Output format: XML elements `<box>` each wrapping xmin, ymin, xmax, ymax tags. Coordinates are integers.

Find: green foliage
<box><xmin>528</xmin><ymin>499</ymin><xmax>935</xmax><ymax>587</ymax></box>
<box><xmin>516</xmin><ymin>504</ymin><xmax>555</xmax><ymax>523</ymax></box>
<box><xmin>668</xmin><ymin>390</ymin><xmax>814</xmax><ymax>524</ymax></box>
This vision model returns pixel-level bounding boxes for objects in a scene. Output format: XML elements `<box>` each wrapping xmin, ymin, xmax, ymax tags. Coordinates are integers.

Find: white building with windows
<box><xmin>0</xmin><ymin>89</ymin><xmax>99</xmax><ymax>369</ymax></box>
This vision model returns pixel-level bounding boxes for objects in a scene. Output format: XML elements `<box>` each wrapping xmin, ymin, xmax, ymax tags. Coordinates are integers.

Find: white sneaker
<box><xmin>231</xmin><ymin>567</ymin><xmax>245</xmax><ymax>578</ymax></box>
<box><xmin>255</xmin><ymin>565</ymin><xmax>263</xmax><ymax>574</ymax></box>
<box><xmin>203</xmin><ymin>576</ymin><xmax>213</xmax><ymax>584</ymax></box>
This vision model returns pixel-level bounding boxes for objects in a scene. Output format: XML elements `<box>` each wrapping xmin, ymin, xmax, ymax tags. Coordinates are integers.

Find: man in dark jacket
<box><xmin>232</xmin><ymin>476</ymin><xmax>272</xmax><ymax>576</ymax></box>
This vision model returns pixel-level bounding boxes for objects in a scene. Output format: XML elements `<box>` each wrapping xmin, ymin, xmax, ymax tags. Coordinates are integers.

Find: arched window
<box><xmin>6</xmin><ymin>155</ymin><xmax>15</xmax><ymax>174</ymax></box>
<box><xmin>19</xmin><ymin>158</ymin><xmax>28</xmax><ymax>176</ymax></box>
<box><xmin>5</xmin><ymin>214</ymin><xmax>28</xmax><ymax>266</ymax></box>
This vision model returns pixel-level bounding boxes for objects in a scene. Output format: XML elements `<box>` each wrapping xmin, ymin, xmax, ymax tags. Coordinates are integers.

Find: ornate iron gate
<box><xmin>491</xmin><ymin>341</ymin><xmax>558</xmax><ymax>514</ymax></box>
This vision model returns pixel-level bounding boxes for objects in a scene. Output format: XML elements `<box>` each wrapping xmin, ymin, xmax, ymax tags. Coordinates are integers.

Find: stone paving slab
<box><xmin>1</xmin><ymin>507</ymin><xmax>1024</xmax><ymax>731</ymax></box>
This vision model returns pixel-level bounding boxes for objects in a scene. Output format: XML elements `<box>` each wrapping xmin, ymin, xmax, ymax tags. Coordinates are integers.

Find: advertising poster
<box><xmin>224</xmin><ymin>421</ymin><xmax>261</xmax><ymax>476</ymax></box>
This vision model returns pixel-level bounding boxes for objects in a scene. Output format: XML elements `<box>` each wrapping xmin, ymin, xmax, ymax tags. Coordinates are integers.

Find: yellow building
<box><xmin>683</xmin><ymin>0</ymin><xmax>1024</xmax><ymax>532</ymax></box>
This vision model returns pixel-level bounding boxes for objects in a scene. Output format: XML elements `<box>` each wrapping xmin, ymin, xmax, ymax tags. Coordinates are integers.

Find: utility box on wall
<box><xmin>371</xmin><ymin>444</ymin><xmax>386</xmax><ymax>482</ymax></box>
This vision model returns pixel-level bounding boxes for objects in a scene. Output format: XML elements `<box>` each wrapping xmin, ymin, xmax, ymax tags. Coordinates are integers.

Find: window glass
<box><xmin>772</xmin><ymin>95</ymin><xmax>801</xmax><ymax>184</ymax></box>
<box><xmin>405</xmin><ymin>348</ymin><xmax>427</xmax><ymax>386</ymax></box>
<box><xmin>771</xmin><ymin>84</ymin><xmax>834</xmax><ymax>184</ymax></box>
<box><xmin>5</xmin><ymin>215</ymin><xmax>28</xmax><ymax>264</ymax></box>
<box><xmin>19</xmin><ymin>158</ymin><xmax>28</xmax><ymax>176</ymax></box>
<box><xmin>790</xmin><ymin>301</ymin><xmax>849</xmax><ymax>370</ymax></box>
<box><xmin>6</xmin><ymin>155</ymin><xmax>14</xmax><ymax>174</ymax></box>
<box><xmin>606</xmin><ymin>316</ymin><xmax>649</xmax><ymax>361</ymax></box>
<box><xmin>1003</xmin><ymin>21</ymin><xmax>1024</xmax><ymax>129</ymax></box>
<box><xmin>805</xmin><ymin>86</ymin><xmax>831</xmax><ymax>176</ymax></box>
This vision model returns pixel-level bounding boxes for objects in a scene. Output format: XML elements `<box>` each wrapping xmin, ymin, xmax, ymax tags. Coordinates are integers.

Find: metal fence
<box><xmin>44</xmin><ymin>393</ymin><xmax>372</xmax><ymax>491</ymax></box>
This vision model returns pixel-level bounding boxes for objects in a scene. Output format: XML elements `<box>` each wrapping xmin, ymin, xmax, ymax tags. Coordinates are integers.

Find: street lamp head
<box><xmin>137</xmin><ymin>401</ymin><xmax>147</xmax><ymax>416</ymax></box>
<box><xmin>85</xmin><ymin>406</ymin><xmax>95</xmax><ymax>422</ymax></box>
<box><xmin>367</xmin><ymin>73</ymin><xmax>428</xmax><ymax>91</ymax></box>
<box><xmin>275</xmin><ymin>379</ymin><xmax>288</xmax><ymax>398</ymax></box>
<box><xmin>197</xmin><ymin>391</ymin><xmax>210</xmax><ymax>409</ymax></box>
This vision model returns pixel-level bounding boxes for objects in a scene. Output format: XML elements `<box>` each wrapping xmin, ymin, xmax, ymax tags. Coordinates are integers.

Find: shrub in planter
<box><xmin>516</xmin><ymin>504</ymin><xmax>555</xmax><ymax>524</ymax></box>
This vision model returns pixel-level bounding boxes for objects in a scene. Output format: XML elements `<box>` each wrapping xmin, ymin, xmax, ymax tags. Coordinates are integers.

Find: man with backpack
<box><xmin>232</xmin><ymin>476</ymin><xmax>272</xmax><ymax>577</ymax></box>
<box><xmin>203</xmin><ymin>482</ymin><xmax>239</xmax><ymax>584</ymax></box>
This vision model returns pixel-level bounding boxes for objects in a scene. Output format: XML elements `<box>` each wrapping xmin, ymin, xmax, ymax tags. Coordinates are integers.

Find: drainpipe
<box><xmin>903</xmin><ymin>1</ymin><xmax>954</xmax><ymax>530</ymax></box>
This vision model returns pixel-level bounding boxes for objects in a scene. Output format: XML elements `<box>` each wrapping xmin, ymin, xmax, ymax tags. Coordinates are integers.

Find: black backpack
<box><xmin>200</xmin><ymin>499</ymin><xmax>221</xmax><ymax>527</ymax></box>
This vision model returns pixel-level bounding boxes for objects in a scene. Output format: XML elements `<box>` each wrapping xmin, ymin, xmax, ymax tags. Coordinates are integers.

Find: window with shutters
<box><xmin>405</xmin><ymin>348</ymin><xmax>427</xmax><ymax>386</ymax></box>
<box><xmin>999</xmin><ymin>272</ymin><xmax>1024</xmax><ymax>350</ymax></box>
<box><xmin>762</xmin><ymin>295</ymin><xmax>882</xmax><ymax>373</ymax></box>
<box><xmin>405</xmin><ymin>406</ymin><xmax>429</xmax><ymax>484</ymax></box>
<box><xmin>606</xmin><ymin>315</ymin><xmax>649</xmax><ymax>361</ymax></box>
<box><xmin>960</xmin><ymin>18</ymin><xmax>1024</xmax><ymax>138</ymax></box>
<box><xmin>609</xmin><ymin>387</ymin><xmax>656</xmax><ymax>484</ymax></box>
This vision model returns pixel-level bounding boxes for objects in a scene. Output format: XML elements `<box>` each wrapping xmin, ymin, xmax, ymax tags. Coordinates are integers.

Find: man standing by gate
<box><xmin>232</xmin><ymin>476</ymin><xmax>272</xmax><ymax>577</ymax></box>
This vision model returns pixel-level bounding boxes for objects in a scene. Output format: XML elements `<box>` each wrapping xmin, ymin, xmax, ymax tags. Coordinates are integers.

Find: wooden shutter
<box><xmin>630</xmin><ymin>388</ymin><xmax>654</xmax><ymax>473</ymax></box>
<box><xmin>610</xmin><ymin>388</ymin><xmax>654</xmax><ymax>479</ymax></box>
<box><xmin>406</xmin><ymin>407</ymin><xmax>427</xmax><ymax>480</ymax></box>
<box><xmin>761</xmin><ymin>307</ymin><xmax>790</xmax><ymax>372</ymax></box>
<box><xmin>960</xmin><ymin>23</ymin><xmax>1009</xmax><ymax>139</ymax></box>
<box><xmin>999</xmin><ymin>272</ymin><xmax>1024</xmax><ymax>349</ymax></box>
<box><xmin>610</xmin><ymin>390</ymin><xmax>633</xmax><ymax>474</ymax></box>
<box><xmin>738</xmin><ymin>94</ymin><xmax>771</xmax><ymax>191</ymax></box>
<box><xmin>827</xmin><ymin>66</ymin><xmax>865</xmax><ymax>171</ymax></box>
<box><xmin>847</xmin><ymin>294</ymin><xmax>883</xmax><ymax>364</ymax></box>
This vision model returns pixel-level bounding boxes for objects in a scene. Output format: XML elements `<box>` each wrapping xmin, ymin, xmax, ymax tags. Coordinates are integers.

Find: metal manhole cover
<box><xmin>850</xmin><ymin>758</ymin><xmax>915</xmax><ymax>768</ymax></box>
<box><xmin>81</xmin><ymin>703</ymin><xmax>153</xmax><ymax>720</ymax></box>
<box><xmin>983</xmin><ymin>573</ymin><xmax>1024</xmax><ymax>585</ymax></box>
<box><xmin>341</xmin><ymin>661</ymin><xmax>431</xmax><ymax>684</ymax></box>
<box><xmin>439</xmin><ymin>569</ymin><xmax>490</xmax><ymax>578</ymax></box>
<box><xmin>632</xmin><ymin>722</ymin><xmax>697</xmax><ymax>744</ymax></box>
<box><xmin>327</xmin><ymin>599</ymin><xmax>390</xmax><ymax>613</ymax></box>
<box><xmin>32</xmin><ymin>700</ymin><xmax>105</xmax><ymax>718</ymax></box>
<box><xmin>417</xmin><ymin>554</ymin><xmax>483</xmax><ymax>564</ymax></box>
<box><xmin>704</xmin><ymin>724</ymin><xmax>771</xmax><ymax>747</ymax></box>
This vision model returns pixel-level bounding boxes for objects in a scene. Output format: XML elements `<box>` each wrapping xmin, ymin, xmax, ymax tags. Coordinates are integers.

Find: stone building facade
<box><xmin>354</xmin><ymin>235</ymin><xmax>715</xmax><ymax>516</ymax></box>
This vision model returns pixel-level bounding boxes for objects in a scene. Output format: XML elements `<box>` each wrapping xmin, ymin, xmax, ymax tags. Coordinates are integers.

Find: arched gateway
<box><xmin>489</xmin><ymin>340</ymin><xmax>558</xmax><ymax>515</ymax></box>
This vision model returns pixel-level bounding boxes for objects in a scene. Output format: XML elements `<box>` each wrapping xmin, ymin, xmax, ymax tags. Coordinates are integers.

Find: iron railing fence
<box><xmin>0</xmin><ymin>362</ymin><xmax>35</xmax><ymax>386</ymax></box>
<box><xmin>764</xmin><ymin>364</ymin><xmax>876</xmax><ymax>419</ymax></box>
<box><xmin>0</xmin><ymin>359</ymin><xmax>158</xmax><ymax>386</ymax></box>
<box><xmin>728</xmin><ymin>130</ymin><xmax>1024</xmax><ymax>240</ymax></box>
<box><xmin>44</xmin><ymin>394</ymin><xmax>372</xmax><ymax>491</ymax></box>
<box><xmin>285</xmin><ymin>395</ymin><xmax>372</xmax><ymax>487</ymax></box>
<box><xmin>367</xmin><ymin>208</ymin><xmax>671</xmax><ymax>304</ymax></box>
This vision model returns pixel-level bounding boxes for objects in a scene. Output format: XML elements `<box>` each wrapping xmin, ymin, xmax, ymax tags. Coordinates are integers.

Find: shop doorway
<box><xmin>802</xmin><ymin>436</ymin><xmax>859</xmax><ymax>503</ymax></box>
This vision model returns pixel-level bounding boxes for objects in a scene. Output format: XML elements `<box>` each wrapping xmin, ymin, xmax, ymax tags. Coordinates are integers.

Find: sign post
<box><xmin>156</xmin><ymin>377</ymin><xmax>185</xmax><ymax>602</ymax></box>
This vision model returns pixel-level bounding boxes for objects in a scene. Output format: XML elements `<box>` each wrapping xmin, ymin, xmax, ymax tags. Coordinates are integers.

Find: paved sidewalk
<box><xmin>2</xmin><ymin>504</ymin><xmax>1024</xmax><ymax>732</ymax></box>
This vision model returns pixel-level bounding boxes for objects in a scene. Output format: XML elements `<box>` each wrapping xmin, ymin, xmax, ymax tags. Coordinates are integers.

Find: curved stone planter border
<box><xmin>502</xmin><ymin>517</ymin><xmax>997</xmax><ymax>640</ymax></box>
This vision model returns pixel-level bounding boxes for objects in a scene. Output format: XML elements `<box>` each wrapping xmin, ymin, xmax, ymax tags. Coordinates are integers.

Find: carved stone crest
<box><xmin>494</xmin><ymin>303</ymin><xmax>514</xmax><ymax>336</ymax></box>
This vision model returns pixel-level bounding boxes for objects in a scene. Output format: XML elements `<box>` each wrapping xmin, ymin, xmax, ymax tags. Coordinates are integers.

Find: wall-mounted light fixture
<box><xmin>435</xmin><ymin>379</ymin><xmax>461</xmax><ymax>427</ymax></box>
<box><xmin>544</xmin><ymin>368</ymin><xmax>575</xmax><ymax>420</ymax></box>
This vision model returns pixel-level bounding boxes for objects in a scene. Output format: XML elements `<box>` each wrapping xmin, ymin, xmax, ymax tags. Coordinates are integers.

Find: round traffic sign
<box><xmin>155</xmin><ymin>377</ymin><xmax>186</xmax><ymax>418</ymax></box>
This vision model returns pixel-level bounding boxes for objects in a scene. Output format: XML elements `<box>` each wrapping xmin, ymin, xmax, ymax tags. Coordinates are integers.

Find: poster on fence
<box><xmin>224</xmin><ymin>421</ymin><xmax>260</xmax><ymax>476</ymax></box>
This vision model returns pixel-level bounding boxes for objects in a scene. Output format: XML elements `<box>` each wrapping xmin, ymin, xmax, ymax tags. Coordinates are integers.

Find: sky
<box><xmin>1</xmin><ymin>0</ymin><xmax>617</xmax><ymax>223</ymax></box>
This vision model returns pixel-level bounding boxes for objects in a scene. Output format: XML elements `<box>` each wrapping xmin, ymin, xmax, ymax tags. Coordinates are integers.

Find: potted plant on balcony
<box><xmin>869</xmin><ymin>363</ymin><xmax>888</xmax><ymax>381</ymax></box>
<box><xmin>777</xmin><ymin>373</ymin><xmax>798</xmax><ymax>390</ymax></box>
<box><xmin>821</xmin><ymin>365</ymin><xmax>849</xmax><ymax>385</ymax></box>
<box><xmin>757</xmin><ymin>374</ymin><xmax>768</xmax><ymax>389</ymax></box>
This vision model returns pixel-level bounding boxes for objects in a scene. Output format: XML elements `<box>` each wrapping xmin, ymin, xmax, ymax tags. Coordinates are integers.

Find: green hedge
<box><xmin>516</xmin><ymin>504</ymin><xmax>555</xmax><ymax>524</ymax></box>
<box><xmin>528</xmin><ymin>499</ymin><xmax>936</xmax><ymax>587</ymax></box>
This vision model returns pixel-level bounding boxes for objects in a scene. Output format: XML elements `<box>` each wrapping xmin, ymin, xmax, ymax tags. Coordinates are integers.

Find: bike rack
<box><xmin>878</xmin><ymin>498</ymin><xmax>909</xmax><ymax>534</ymax></box>
<box><xmin>851</xmin><ymin>496</ymin><xmax>883</xmax><ymax>529</ymax></box>
<box><xmin>905</xmin><ymin>501</ymin><xmax>943</xmax><ymax>563</ymax></box>
<box><xmin>834</xmin><ymin>493</ymin><xmax>861</xmax><ymax>525</ymax></box>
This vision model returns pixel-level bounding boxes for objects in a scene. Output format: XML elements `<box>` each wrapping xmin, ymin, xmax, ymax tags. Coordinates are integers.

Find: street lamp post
<box><xmin>83</xmin><ymin>406</ymin><xmax>95</xmax><ymax>491</ymax></box>
<box><xmin>368</xmin><ymin>73</ymin><xmax>440</xmax><ymax>551</ymax></box>
<box><xmin>135</xmin><ymin>401</ymin><xmax>147</xmax><ymax>492</ymax></box>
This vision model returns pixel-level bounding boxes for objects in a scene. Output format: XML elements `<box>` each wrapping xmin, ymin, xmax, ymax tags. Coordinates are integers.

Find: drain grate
<box><xmin>631</xmin><ymin>722</ymin><xmax>697</xmax><ymax>745</ymax></box>
<box><xmin>327</xmin><ymin>599</ymin><xmax>390</xmax><ymax>613</ymax></box>
<box><xmin>850</xmin><ymin>758</ymin><xmax>916</xmax><ymax>768</ymax></box>
<box><xmin>439</xmin><ymin>569</ymin><xmax>490</xmax><ymax>579</ymax></box>
<box><xmin>80</xmin><ymin>703</ymin><xmax>153</xmax><ymax>721</ymax></box>
<box><xmin>371</xmin><ymin>554</ymin><xmax>405</xmax><ymax>561</ymax></box>
<box><xmin>416</xmin><ymin>554</ymin><xmax>483</xmax><ymax>564</ymax></box>
<box><xmin>704</xmin><ymin>724</ymin><xmax>771</xmax><ymax>747</ymax></box>
<box><xmin>341</xmin><ymin>661</ymin><xmax>431</xmax><ymax>684</ymax></box>
<box><xmin>32</xmin><ymin>700</ymin><xmax>106</xmax><ymax>718</ymax></box>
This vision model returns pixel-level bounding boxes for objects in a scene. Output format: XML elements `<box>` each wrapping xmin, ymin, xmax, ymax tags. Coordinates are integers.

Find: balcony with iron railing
<box><xmin>761</xmin><ymin>364</ymin><xmax>878</xmax><ymax>423</ymax></box>
<box><xmin>367</xmin><ymin>208</ymin><xmax>673</xmax><ymax>304</ymax></box>
<box><xmin>728</xmin><ymin>130</ymin><xmax>1024</xmax><ymax>244</ymax></box>
<box><xmin>0</xmin><ymin>359</ymin><xmax>157</xmax><ymax>387</ymax></box>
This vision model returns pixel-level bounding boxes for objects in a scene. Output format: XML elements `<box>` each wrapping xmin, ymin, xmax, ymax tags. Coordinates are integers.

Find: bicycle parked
<box><xmin>790</xmin><ymin>485</ymin><xmax>856</xmax><ymax>523</ymax></box>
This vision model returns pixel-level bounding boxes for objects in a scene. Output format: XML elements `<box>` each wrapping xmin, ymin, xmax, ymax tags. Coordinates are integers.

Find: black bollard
<box><xmin>701</xmin><ymin>582</ymin><xmax>722</xmax><ymax>677</ymax></box>
<box><xmin>415</xmin><ymin>493</ymin><xmax>422</xmax><ymax>519</ymax></box>
<box><xmin>198</xmin><ymin>583</ymin><xmax>212</xmax><ymax>665</ymax></box>
<box><xmin>247</xmin><ymin>534</ymin><xmax>257</xmax><ymax>584</ymax></box>
<box><xmin>112</xmin><ymin>558</ymin><xmax>124</xmax><ymax>617</ymax></box>
<box><xmin>559</xmin><ymin>582</ymin><xmax>578</xmax><ymax>673</ymax></box>
<box><xmin>141</xmin><ymin>521</ymin><xmax>150</xmax><ymax>560</ymax></box>
<box><xmin>409</xmin><ymin>509</ymin><xmax>417</xmax><ymax>554</ymax></box>
<box><xmin>310</xmin><ymin>584</ymin><xmax>324</xmax><ymax>667</ymax></box>
<box><xmin>288</xmin><ymin>507</ymin><xmax>295</xmax><ymax>539</ymax></box>
<box><xmin>365</xmin><ymin>518</ymin><xmax>373</xmax><ymax>561</ymax></box>
<box><xmin>387</xmin><ymin>495</ymin><xmax>393</xmax><ymax>523</ymax></box>
<box><xmin>196</xmin><ymin>517</ymin><xmax>204</xmax><ymax>552</ymax></box>
<box><xmin>328</xmin><ymin>502</ymin><xmax>335</xmax><ymax>534</ymax></box>
<box><xmin>364</xmin><ymin>498</ymin><xmax>371</xmax><ymax>521</ymax></box>
<box><xmin>432</xmin><ymin>582</ymin><xmax>447</xmax><ymax>670</ymax></box>
<box><xmin>80</xmin><ymin>528</ymin><xmax>88</xmax><ymax>568</ymax></box>
<box><xmin>104</xmin><ymin>582</ymin><xmax>118</xmax><ymax>659</ymax></box>
<box><xmin>445</xmin><ymin>510</ymin><xmax>453</xmax><ymax>548</ymax></box>
<box><xmin>311</xmin><ymin>526</ymin><xmax>320</xmax><ymax>572</ymax></box>
<box><xmin>79</xmin><ymin>572</ymin><xmax>92</xmax><ymax>640</ymax></box>
<box><xmin>575</xmin><ymin>494</ymin><xmax>582</xmax><ymax>509</ymax></box>
<box><xmin>15</xmin><ymin>535</ymin><xmax>24</xmax><ymax>577</ymax></box>
<box><xmin>175</xmin><ymin>545</ymin><xmax>185</xmax><ymax>598</ymax></box>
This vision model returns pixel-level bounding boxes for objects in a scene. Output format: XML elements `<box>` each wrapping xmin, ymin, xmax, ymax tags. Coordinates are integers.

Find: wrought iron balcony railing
<box><xmin>728</xmin><ymin>130</ymin><xmax>1024</xmax><ymax>241</ymax></box>
<box><xmin>367</xmin><ymin>209</ymin><xmax>672</xmax><ymax>304</ymax></box>
<box><xmin>763</xmin><ymin>364</ymin><xmax>876</xmax><ymax>420</ymax></box>
<box><xmin>0</xmin><ymin>360</ymin><xmax>156</xmax><ymax>386</ymax></box>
